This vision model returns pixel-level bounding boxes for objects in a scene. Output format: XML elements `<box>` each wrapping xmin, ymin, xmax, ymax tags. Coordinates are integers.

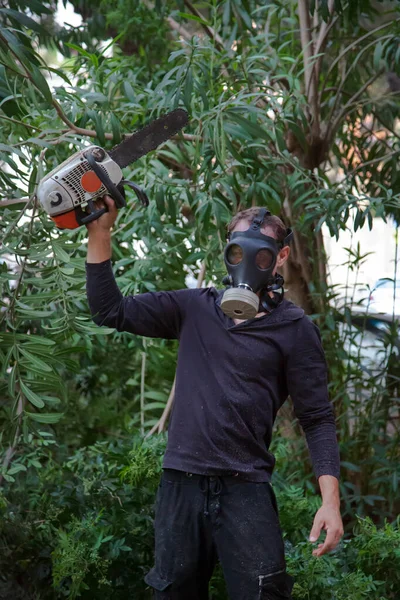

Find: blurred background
<box><xmin>0</xmin><ymin>1</ymin><xmax>399</xmax><ymax>598</ymax></box>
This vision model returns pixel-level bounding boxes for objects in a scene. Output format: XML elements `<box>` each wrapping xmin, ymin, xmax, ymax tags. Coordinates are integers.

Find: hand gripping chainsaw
<box><xmin>37</xmin><ymin>109</ymin><xmax>189</xmax><ymax>229</ymax></box>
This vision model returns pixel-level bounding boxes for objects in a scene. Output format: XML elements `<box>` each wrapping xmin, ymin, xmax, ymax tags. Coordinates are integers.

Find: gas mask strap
<box><xmin>283</xmin><ymin>227</ymin><xmax>293</xmax><ymax>247</ymax></box>
<box><xmin>259</xmin><ymin>274</ymin><xmax>285</xmax><ymax>312</ymax></box>
<box><xmin>260</xmin><ymin>290</ymin><xmax>284</xmax><ymax>311</ymax></box>
<box><xmin>250</xmin><ymin>207</ymin><xmax>271</xmax><ymax>231</ymax></box>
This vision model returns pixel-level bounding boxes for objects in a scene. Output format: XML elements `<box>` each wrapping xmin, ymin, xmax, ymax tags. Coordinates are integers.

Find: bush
<box><xmin>0</xmin><ymin>434</ymin><xmax>399</xmax><ymax>599</ymax></box>
<box><xmin>0</xmin><ymin>434</ymin><xmax>165</xmax><ymax>599</ymax></box>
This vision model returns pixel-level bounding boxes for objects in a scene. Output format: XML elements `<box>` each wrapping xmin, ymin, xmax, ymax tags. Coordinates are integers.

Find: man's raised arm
<box><xmin>86</xmin><ymin>195</ymin><xmax>114</xmax><ymax>264</ymax></box>
<box><xmin>85</xmin><ymin>196</ymin><xmax>190</xmax><ymax>340</ymax></box>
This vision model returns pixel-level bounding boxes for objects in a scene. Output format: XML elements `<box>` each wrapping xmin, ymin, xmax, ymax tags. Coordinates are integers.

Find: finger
<box><xmin>103</xmin><ymin>195</ymin><xmax>116</xmax><ymax>212</ymax></box>
<box><xmin>309</xmin><ymin>518</ymin><xmax>323</xmax><ymax>542</ymax></box>
<box><xmin>93</xmin><ymin>198</ymin><xmax>105</xmax><ymax>209</ymax></box>
<box><xmin>313</xmin><ymin>528</ymin><xmax>339</xmax><ymax>556</ymax></box>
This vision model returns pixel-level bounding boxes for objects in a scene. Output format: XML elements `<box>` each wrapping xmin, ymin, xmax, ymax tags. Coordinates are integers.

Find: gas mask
<box><xmin>221</xmin><ymin>208</ymin><xmax>293</xmax><ymax>319</ymax></box>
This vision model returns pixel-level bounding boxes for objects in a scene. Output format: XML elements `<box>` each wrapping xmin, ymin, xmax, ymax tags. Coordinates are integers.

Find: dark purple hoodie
<box><xmin>86</xmin><ymin>259</ymin><xmax>340</xmax><ymax>482</ymax></box>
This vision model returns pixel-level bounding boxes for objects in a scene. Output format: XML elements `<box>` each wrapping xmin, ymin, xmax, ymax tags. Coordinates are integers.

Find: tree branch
<box><xmin>319</xmin><ymin>17</ymin><xmax>400</xmax><ymax>102</ymax></box>
<box><xmin>2</xmin><ymin>31</ymin><xmax>199</xmax><ymax>146</ymax></box>
<box><xmin>0</xmin><ymin>386</ymin><xmax>23</xmax><ymax>485</ymax></box>
<box><xmin>166</xmin><ymin>15</ymin><xmax>194</xmax><ymax>41</ymax></box>
<box><xmin>146</xmin><ymin>378</ymin><xmax>176</xmax><ymax>437</ymax></box>
<box><xmin>183</xmin><ymin>0</ymin><xmax>224</xmax><ymax>52</ymax></box>
<box><xmin>360</xmin><ymin>121</ymin><xmax>394</xmax><ymax>153</ymax></box>
<box><xmin>141</xmin><ymin>0</ymin><xmax>193</xmax><ymax>41</ymax></box>
<box><xmin>0</xmin><ymin>197</ymin><xmax>30</xmax><ymax>207</ymax></box>
<box><xmin>373</xmin><ymin>112</ymin><xmax>400</xmax><ymax>142</ymax></box>
<box><xmin>0</xmin><ymin>199</ymin><xmax>38</xmax><ymax>485</ymax></box>
<box><xmin>0</xmin><ymin>115</ymin><xmax>42</xmax><ymax>131</ymax></box>
<box><xmin>0</xmin><ymin>195</ymin><xmax>36</xmax><ymax>247</ymax></box>
<box><xmin>314</xmin><ymin>0</ymin><xmax>337</xmax><ymax>80</ymax></box>
<box><xmin>298</xmin><ymin>0</ymin><xmax>320</xmax><ymax>139</ymax></box>
<box><xmin>328</xmin><ymin>69</ymin><xmax>385</xmax><ymax>141</ymax></box>
<box><xmin>341</xmin><ymin>147</ymin><xmax>400</xmax><ymax>182</ymax></box>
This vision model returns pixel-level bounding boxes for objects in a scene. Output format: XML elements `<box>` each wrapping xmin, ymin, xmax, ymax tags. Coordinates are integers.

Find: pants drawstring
<box><xmin>199</xmin><ymin>476</ymin><xmax>223</xmax><ymax>517</ymax></box>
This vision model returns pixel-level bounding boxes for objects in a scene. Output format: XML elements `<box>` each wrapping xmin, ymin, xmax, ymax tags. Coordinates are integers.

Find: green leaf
<box><xmin>16</xmin><ymin>308</ymin><xmax>54</xmax><ymax>318</ymax></box>
<box><xmin>24</xmin><ymin>0</ymin><xmax>52</xmax><ymax>14</ymax></box>
<box><xmin>228</xmin><ymin>112</ymin><xmax>270</xmax><ymax>141</ymax></box>
<box><xmin>341</xmin><ymin>461</ymin><xmax>361</xmax><ymax>472</ymax></box>
<box><xmin>0</xmin><ymin>9</ymin><xmax>48</xmax><ymax>35</ymax></box>
<box><xmin>123</xmin><ymin>81</ymin><xmax>136</xmax><ymax>103</ymax></box>
<box><xmin>7</xmin><ymin>463</ymin><xmax>27</xmax><ymax>475</ymax></box>
<box><xmin>41</xmin><ymin>395</ymin><xmax>61</xmax><ymax>406</ymax></box>
<box><xmin>223</xmin><ymin>0</ymin><xmax>231</xmax><ymax>26</ymax></box>
<box><xmin>18</xmin><ymin>335</ymin><xmax>56</xmax><ymax>346</ymax></box>
<box><xmin>143</xmin><ymin>402</ymin><xmax>167</xmax><ymax>410</ymax></box>
<box><xmin>155</xmin><ymin>188</ymin><xmax>165</xmax><ymax>214</ymax></box>
<box><xmin>74</xmin><ymin>322</ymin><xmax>116</xmax><ymax>335</ymax></box>
<box><xmin>28</xmin><ymin>166</ymin><xmax>38</xmax><ymax>195</ymax></box>
<box><xmin>178</xmin><ymin>12</ymin><xmax>209</xmax><ymax>26</ymax></box>
<box><xmin>144</xmin><ymin>391</ymin><xmax>168</xmax><ymax>401</ymax></box>
<box><xmin>0</xmin><ymin>143</ymin><xmax>28</xmax><ymax>159</ymax></box>
<box><xmin>29</xmin><ymin>64</ymin><xmax>52</xmax><ymax>104</ymax></box>
<box><xmin>20</xmin><ymin>381</ymin><xmax>45</xmax><ymax>408</ymax></box>
<box><xmin>64</xmin><ymin>43</ymin><xmax>92</xmax><ymax>58</ymax></box>
<box><xmin>52</xmin><ymin>242</ymin><xmax>70</xmax><ymax>263</ymax></box>
<box><xmin>27</xmin><ymin>412</ymin><xmax>64</xmax><ymax>424</ymax></box>
<box><xmin>7</xmin><ymin>364</ymin><xmax>16</xmax><ymax>397</ymax></box>
<box><xmin>47</xmin><ymin>66</ymin><xmax>72</xmax><ymax>86</ymax></box>
<box><xmin>19</xmin><ymin>347</ymin><xmax>53</xmax><ymax>372</ymax></box>
<box><xmin>184</xmin><ymin>67</ymin><xmax>193</xmax><ymax>110</ymax></box>
<box><xmin>110</xmin><ymin>113</ymin><xmax>122</xmax><ymax>144</ymax></box>
<box><xmin>1</xmin><ymin>346</ymin><xmax>14</xmax><ymax>379</ymax></box>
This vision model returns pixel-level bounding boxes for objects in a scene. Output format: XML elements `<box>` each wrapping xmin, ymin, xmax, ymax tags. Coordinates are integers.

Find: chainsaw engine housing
<box><xmin>37</xmin><ymin>146</ymin><xmax>123</xmax><ymax>229</ymax></box>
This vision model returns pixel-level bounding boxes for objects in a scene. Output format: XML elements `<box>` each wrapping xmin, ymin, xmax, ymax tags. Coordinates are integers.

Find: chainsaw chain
<box><xmin>109</xmin><ymin>108</ymin><xmax>188</xmax><ymax>169</ymax></box>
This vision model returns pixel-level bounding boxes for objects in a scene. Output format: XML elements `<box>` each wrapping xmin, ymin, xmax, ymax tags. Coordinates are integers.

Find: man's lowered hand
<box><xmin>309</xmin><ymin>504</ymin><xmax>344</xmax><ymax>557</ymax></box>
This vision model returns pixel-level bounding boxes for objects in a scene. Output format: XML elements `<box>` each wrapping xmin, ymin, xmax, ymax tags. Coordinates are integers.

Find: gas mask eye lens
<box><xmin>227</xmin><ymin>244</ymin><xmax>243</xmax><ymax>265</ymax></box>
<box><xmin>256</xmin><ymin>248</ymin><xmax>273</xmax><ymax>270</ymax></box>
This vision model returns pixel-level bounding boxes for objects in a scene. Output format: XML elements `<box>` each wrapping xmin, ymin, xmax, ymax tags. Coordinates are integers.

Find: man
<box><xmin>85</xmin><ymin>196</ymin><xmax>343</xmax><ymax>600</ymax></box>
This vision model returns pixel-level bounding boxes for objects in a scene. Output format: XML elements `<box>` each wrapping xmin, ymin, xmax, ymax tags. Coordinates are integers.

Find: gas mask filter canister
<box><xmin>221</xmin><ymin>208</ymin><xmax>293</xmax><ymax>320</ymax></box>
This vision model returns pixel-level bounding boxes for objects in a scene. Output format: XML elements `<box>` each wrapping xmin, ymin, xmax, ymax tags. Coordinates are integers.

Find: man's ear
<box><xmin>276</xmin><ymin>246</ymin><xmax>290</xmax><ymax>268</ymax></box>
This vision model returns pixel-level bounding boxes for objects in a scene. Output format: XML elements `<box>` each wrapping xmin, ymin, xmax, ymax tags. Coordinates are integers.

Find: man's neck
<box><xmin>233</xmin><ymin>309</ymin><xmax>268</xmax><ymax>326</ymax></box>
<box><xmin>233</xmin><ymin>288</ymin><xmax>278</xmax><ymax>325</ymax></box>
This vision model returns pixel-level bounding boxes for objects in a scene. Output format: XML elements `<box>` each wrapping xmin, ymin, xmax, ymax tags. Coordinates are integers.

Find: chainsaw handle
<box><xmin>121</xmin><ymin>179</ymin><xmax>149</xmax><ymax>207</ymax></box>
<box><xmin>76</xmin><ymin>198</ymin><xmax>108</xmax><ymax>226</ymax></box>
<box><xmin>79</xmin><ymin>206</ymin><xmax>108</xmax><ymax>225</ymax></box>
<box><xmin>86</xmin><ymin>151</ymin><xmax>127</xmax><ymax>209</ymax></box>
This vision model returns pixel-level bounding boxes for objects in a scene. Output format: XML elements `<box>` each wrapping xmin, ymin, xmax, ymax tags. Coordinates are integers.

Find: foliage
<box><xmin>1</xmin><ymin>433</ymin><xmax>400</xmax><ymax>599</ymax></box>
<box><xmin>1</xmin><ymin>0</ymin><xmax>400</xmax><ymax>596</ymax></box>
<box><xmin>0</xmin><ymin>434</ymin><xmax>166</xmax><ymax>599</ymax></box>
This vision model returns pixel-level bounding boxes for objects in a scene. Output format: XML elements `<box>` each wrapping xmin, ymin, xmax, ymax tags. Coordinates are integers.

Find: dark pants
<box><xmin>145</xmin><ymin>469</ymin><xmax>294</xmax><ymax>600</ymax></box>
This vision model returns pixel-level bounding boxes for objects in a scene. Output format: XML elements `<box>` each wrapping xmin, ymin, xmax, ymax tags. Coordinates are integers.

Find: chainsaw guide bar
<box><xmin>109</xmin><ymin>108</ymin><xmax>189</xmax><ymax>168</ymax></box>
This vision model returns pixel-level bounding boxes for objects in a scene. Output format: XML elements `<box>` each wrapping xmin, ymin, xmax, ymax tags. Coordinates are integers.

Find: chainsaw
<box><xmin>37</xmin><ymin>108</ymin><xmax>189</xmax><ymax>229</ymax></box>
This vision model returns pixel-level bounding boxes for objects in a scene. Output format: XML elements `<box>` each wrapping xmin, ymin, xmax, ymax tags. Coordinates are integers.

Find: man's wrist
<box><xmin>322</xmin><ymin>499</ymin><xmax>340</xmax><ymax>509</ymax></box>
<box><xmin>88</xmin><ymin>228</ymin><xmax>112</xmax><ymax>239</ymax></box>
<box><xmin>318</xmin><ymin>474</ymin><xmax>341</xmax><ymax>509</ymax></box>
<box><xmin>87</xmin><ymin>229</ymin><xmax>112</xmax><ymax>263</ymax></box>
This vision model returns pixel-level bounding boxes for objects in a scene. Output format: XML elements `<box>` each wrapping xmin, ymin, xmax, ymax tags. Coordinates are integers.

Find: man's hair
<box><xmin>227</xmin><ymin>207</ymin><xmax>287</xmax><ymax>243</ymax></box>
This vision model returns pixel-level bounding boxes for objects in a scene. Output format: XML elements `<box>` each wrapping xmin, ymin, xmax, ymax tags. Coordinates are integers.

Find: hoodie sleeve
<box><xmin>85</xmin><ymin>259</ymin><xmax>192</xmax><ymax>339</ymax></box>
<box><xmin>285</xmin><ymin>317</ymin><xmax>340</xmax><ymax>480</ymax></box>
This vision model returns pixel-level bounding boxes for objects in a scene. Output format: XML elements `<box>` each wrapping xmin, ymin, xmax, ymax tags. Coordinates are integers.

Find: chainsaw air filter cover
<box><xmin>37</xmin><ymin>146</ymin><xmax>123</xmax><ymax>229</ymax></box>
